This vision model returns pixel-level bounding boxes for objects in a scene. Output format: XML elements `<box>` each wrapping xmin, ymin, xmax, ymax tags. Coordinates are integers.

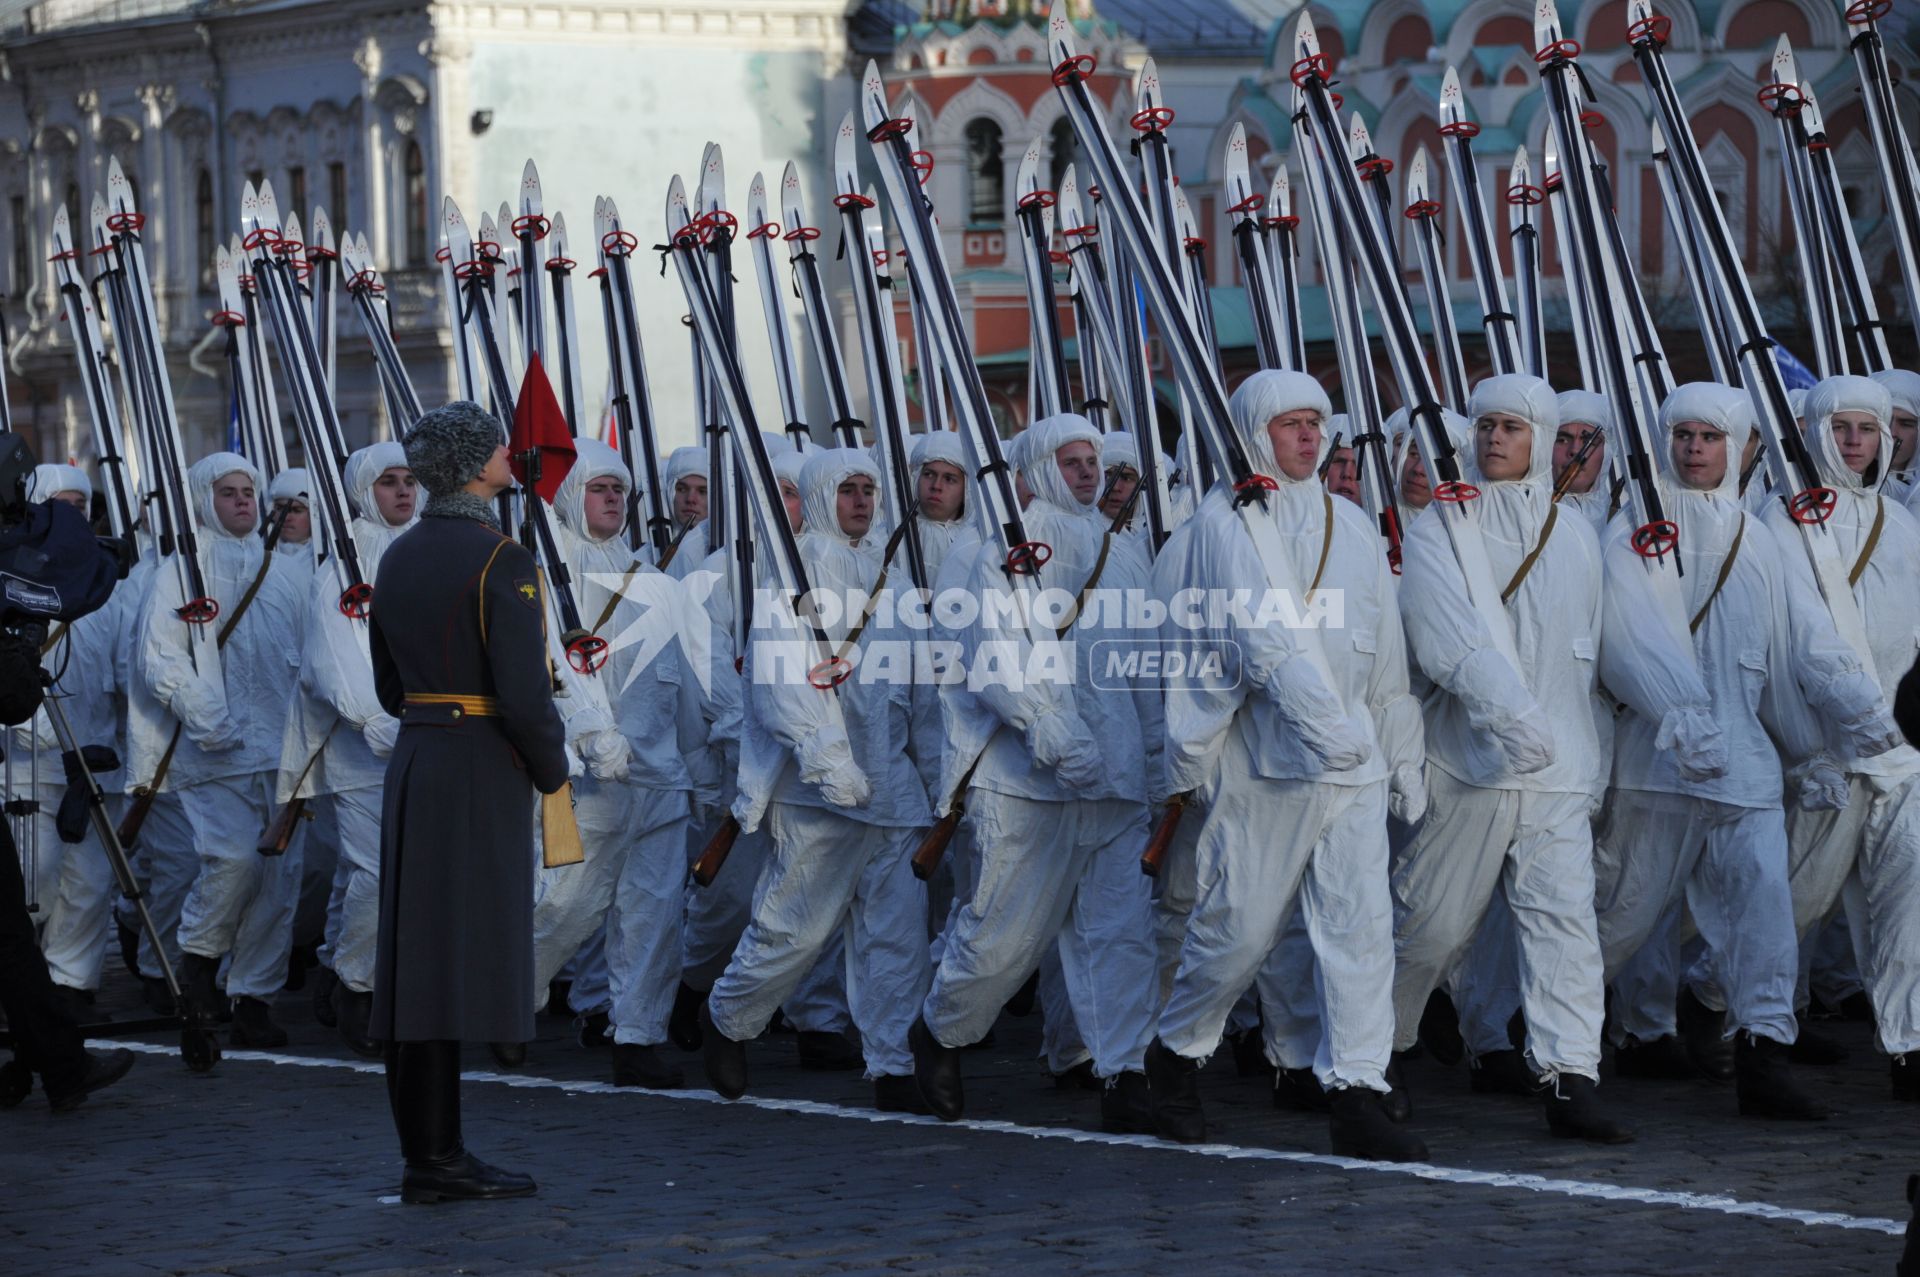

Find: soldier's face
<box><xmin>476</xmin><ymin>445</ymin><xmax>512</xmax><ymax>494</ymax></box>
<box><xmin>583</xmin><ymin>476</ymin><xmax>627</xmax><ymax>541</ymax></box>
<box><xmin>1669</xmin><ymin>421</ymin><xmax>1728</xmax><ymax>491</ymax></box>
<box><xmin>1830</xmin><ymin>411</ymin><xmax>1882</xmax><ymax>476</ymax></box>
<box><xmin>212</xmin><ymin>473</ymin><xmax>256</xmax><ymax>535</ymax></box>
<box><xmin>1099</xmin><ymin>465</ymin><xmax>1139</xmax><ymax>520</ymax></box>
<box><xmin>1324</xmin><ymin>447</ymin><xmax>1359</xmax><ymax>504</ymax></box>
<box><xmin>1400</xmin><ymin>443</ymin><xmax>1432</xmax><ymax>510</ymax></box>
<box><xmin>372</xmin><ymin>467</ymin><xmax>416</xmax><ymax>527</ymax></box>
<box><xmin>780</xmin><ymin>480</ymin><xmax>803</xmax><ymax>533</ymax></box>
<box><xmin>1891</xmin><ymin>410</ymin><xmax>1917</xmax><ymax>470</ymax></box>
<box><xmin>916</xmin><ymin>460</ymin><xmax>964</xmax><ymax>523</ymax></box>
<box><xmin>50</xmin><ymin>489</ymin><xmax>87</xmax><ymax>511</ymax></box>
<box><xmin>1266</xmin><ymin>410</ymin><xmax>1323</xmax><ymax>481</ymax></box>
<box><xmin>674</xmin><ymin>474</ymin><xmax>708</xmax><ymax>526</ymax></box>
<box><xmin>275</xmin><ymin>498</ymin><xmax>311</xmax><ymax>544</ymax></box>
<box><xmin>836</xmin><ymin>475</ymin><xmax>876</xmax><ymax>539</ymax></box>
<box><xmin>1056</xmin><ymin>441</ymin><xmax>1101</xmax><ymax>506</ymax></box>
<box><xmin>1552</xmin><ymin>424</ymin><xmax>1605</xmax><ymax>494</ymax></box>
<box><xmin>1475</xmin><ymin>413</ymin><xmax>1533</xmax><ymax>481</ymax></box>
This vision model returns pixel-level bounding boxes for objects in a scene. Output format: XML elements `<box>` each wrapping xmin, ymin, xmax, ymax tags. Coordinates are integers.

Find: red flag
<box><xmin>509</xmin><ymin>352</ymin><xmax>577</xmax><ymax>503</ymax></box>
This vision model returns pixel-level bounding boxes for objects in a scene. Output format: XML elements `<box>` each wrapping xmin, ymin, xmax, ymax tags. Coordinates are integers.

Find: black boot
<box><xmin>311</xmin><ymin>966</ymin><xmax>339</xmax><ymax>1028</ymax></box>
<box><xmin>176</xmin><ymin>952</ymin><xmax>224</xmax><ymax>1024</ymax></box>
<box><xmin>1100</xmin><ymin>1070</ymin><xmax>1154</xmax><ymax>1135</ymax></box>
<box><xmin>1894</xmin><ymin>1055</ymin><xmax>1919</xmax><ymax>1102</ymax></box>
<box><xmin>1273</xmin><ymin>1066</ymin><xmax>1329</xmax><ymax>1113</ymax></box>
<box><xmin>395</xmin><ymin>1041</ymin><xmax>536</xmax><ymax>1204</ymax></box>
<box><xmin>1381</xmin><ymin>1052</ymin><xmax>1413</xmax><ymax>1123</ymax></box>
<box><xmin>333</xmin><ymin>984</ymin><xmax>382</xmax><ymax>1059</ymax></box>
<box><xmin>487</xmin><ymin>1041</ymin><xmax>526</xmax><ymax>1069</ymax></box>
<box><xmin>1419</xmin><ymin>990</ymin><xmax>1465</xmax><ymax>1067</ymax></box>
<box><xmin>117</xmin><ymin>914</ymin><xmax>140</xmax><ymax>980</ymax></box>
<box><xmin>909</xmin><ymin>1016</ymin><xmax>964</xmax><ymax>1121</ymax></box>
<box><xmin>141</xmin><ymin>974</ymin><xmax>177</xmax><ymax>1017</ymax></box>
<box><xmin>544</xmin><ymin>980</ymin><xmax>573</xmax><ymax>1020</ymax></box>
<box><xmin>1469</xmin><ymin>1048</ymin><xmax>1543</xmax><ymax>1097</ymax></box>
<box><xmin>699</xmin><ymin>1004</ymin><xmax>748</xmax><ymax>1100</ymax></box>
<box><xmin>1612</xmin><ymin>1034</ymin><xmax>1698</xmax><ymax>1079</ymax></box>
<box><xmin>1143</xmin><ymin>1038</ymin><xmax>1206</xmax><ymax>1144</ymax></box>
<box><xmin>1735</xmin><ymin>1032</ymin><xmax>1830</xmax><ymax>1121</ymax></box>
<box><xmin>1788</xmin><ymin>1018</ymin><xmax>1850</xmax><ymax>1066</ymax></box>
<box><xmin>797</xmin><ymin>1029</ymin><xmax>862</xmax><ymax>1071</ymax></box>
<box><xmin>1051</xmin><ymin>1059</ymin><xmax>1100</xmax><ymax>1092</ymax></box>
<box><xmin>230</xmin><ymin>996</ymin><xmax>288</xmax><ymax>1048</ymax></box>
<box><xmin>576</xmin><ymin>1010</ymin><xmax>611</xmax><ymax>1049</ymax></box>
<box><xmin>874</xmin><ymin>1073</ymin><xmax>930</xmax><ymax>1114</ymax></box>
<box><xmin>1543</xmin><ymin>1074</ymin><xmax>1635</xmax><ymax>1144</ymax></box>
<box><xmin>1227</xmin><ymin>1028</ymin><xmax>1268</xmax><ymax>1077</ymax></box>
<box><xmin>1328</xmin><ymin>1087</ymin><xmax>1429</xmax><ymax>1162</ymax></box>
<box><xmin>611</xmin><ymin>1043</ymin><xmax>684</xmax><ymax>1090</ymax></box>
<box><xmin>668</xmin><ymin>982</ymin><xmax>705</xmax><ymax>1052</ymax></box>
<box><xmin>1004</xmin><ymin>969</ymin><xmax>1040</xmax><ymax>1018</ymax></box>
<box><xmin>44</xmin><ymin>1049</ymin><xmax>135</xmax><ymax>1114</ymax></box>
<box><xmin>1677</xmin><ymin>987</ymin><xmax>1735</xmax><ymax>1080</ymax></box>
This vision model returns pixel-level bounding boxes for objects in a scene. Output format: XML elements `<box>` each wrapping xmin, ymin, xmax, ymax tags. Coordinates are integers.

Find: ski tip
<box><xmin>1348</xmin><ymin>112</ymin><xmax>1371</xmax><ymax>158</ymax></box>
<box><xmin>284</xmin><ymin>210</ymin><xmax>305</xmax><ymax>249</ymax></box>
<box><xmin>1058</xmin><ymin>164</ymin><xmax>1081</xmax><ymax>222</ymax></box>
<box><xmin>1799</xmin><ymin>79</ymin><xmax>1825</xmax><ymax>130</ymax></box>
<box><xmin>1268</xmin><ymin>161</ymin><xmax>1290</xmax><ymax>213</ymax></box>
<box><xmin>1648</xmin><ymin>117</ymin><xmax>1667</xmax><ymax>153</ymax></box>
<box><xmin>665</xmin><ymin>174</ymin><xmax>689</xmax><ymax>232</ymax></box>
<box><xmin>781</xmin><ymin>159</ymin><xmax>802</xmax><ymax>193</ymax></box>
<box><xmin>1407</xmin><ymin>145</ymin><xmax>1429</xmax><ymax>198</ymax></box>
<box><xmin>1016</xmin><ymin>133</ymin><xmax>1043</xmax><ymax>195</ymax></box>
<box><xmin>1292</xmin><ymin>11</ymin><xmax>1320</xmax><ymax>64</ymax></box>
<box><xmin>1534</xmin><ymin>0</ymin><xmax>1564</xmax><ymax>51</ymax></box>
<box><xmin>749</xmin><ymin>170</ymin><xmax>767</xmax><ymax>203</ymax></box>
<box><xmin>496</xmin><ymin>201</ymin><xmax>513</xmax><ymax>231</ymax></box>
<box><xmin>859</xmin><ymin>60</ymin><xmax>888</xmax><ymax>128</ymax></box>
<box><xmin>51</xmin><ymin>201</ymin><xmax>69</xmax><ymax>238</ymax></box>
<box><xmin>522</xmin><ymin>155</ymin><xmax>541</xmax><ymax>187</ymax></box>
<box><xmin>833</xmin><ymin>110</ymin><xmax>860</xmax><ymax>193</ymax></box>
<box><xmin>550</xmin><ymin>209</ymin><xmax>568</xmax><ymax>244</ymax></box>
<box><xmin>1770</xmin><ymin>34</ymin><xmax>1797</xmax><ymax>85</ymax></box>
<box><xmin>1048</xmin><ymin>4</ymin><xmax>1074</xmax><ymax>56</ymax></box>
<box><xmin>442</xmin><ymin>195</ymin><xmax>468</xmax><ymax>233</ymax></box>
<box><xmin>1511</xmin><ymin>143</ymin><xmax>1530</xmax><ymax>180</ymax></box>
<box><xmin>309</xmin><ymin>204</ymin><xmax>334</xmax><ymax>249</ymax></box>
<box><xmin>1135</xmin><ymin>57</ymin><xmax>1160</xmax><ymax>109</ymax></box>
<box><xmin>1439</xmin><ymin>65</ymin><xmax>1463</xmax><ymax>117</ymax></box>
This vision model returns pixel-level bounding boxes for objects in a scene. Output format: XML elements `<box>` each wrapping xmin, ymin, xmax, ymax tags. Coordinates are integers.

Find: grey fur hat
<box><xmin>405</xmin><ymin>400</ymin><xmax>503</xmax><ymax>496</ymax></box>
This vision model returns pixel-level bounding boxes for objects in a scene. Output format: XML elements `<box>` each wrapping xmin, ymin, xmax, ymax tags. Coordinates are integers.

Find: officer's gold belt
<box><xmin>401</xmin><ymin>694</ymin><xmax>500</xmax><ymax>719</ymax></box>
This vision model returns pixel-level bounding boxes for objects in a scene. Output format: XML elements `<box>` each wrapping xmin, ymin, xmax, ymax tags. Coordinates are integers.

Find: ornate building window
<box><xmin>196</xmin><ymin>168</ymin><xmax>215</xmax><ymax>288</ymax></box>
<box><xmin>287</xmin><ymin>165</ymin><xmax>307</xmax><ymax>220</ymax></box>
<box><xmin>965</xmin><ymin>118</ymin><xmax>1004</xmax><ymax>226</ymax></box>
<box><xmin>404</xmin><ymin>141</ymin><xmax>427</xmax><ymax>266</ymax></box>
<box><xmin>328</xmin><ymin>161</ymin><xmax>347</xmax><ymax>225</ymax></box>
<box><xmin>64</xmin><ymin>183</ymin><xmax>81</xmax><ymax>236</ymax></box>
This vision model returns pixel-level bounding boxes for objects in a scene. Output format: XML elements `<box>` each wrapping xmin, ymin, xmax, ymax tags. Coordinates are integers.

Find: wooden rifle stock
<box><xmin>257</xmin><ymin>796</ymin><xmax>310</xmax><ymax>856</ymax></box>
<box><xmin>1139</xmin><ymin>793</ymin><xmax>1191</xmax><ymax>878</ymax></box>
<box><xmin>116</xmin><ymin>783</ymin><xmax>161</xmax><ymax>848</ymax></box>
<box><xmin>690</xmin><ymin>815</ymin><xmax>741</xmax><ymax>888</ymax></box>
<box><xmin>910</xmin><ymin>808</ymin><xmax>961</xmax><ymax>881</ymax></box>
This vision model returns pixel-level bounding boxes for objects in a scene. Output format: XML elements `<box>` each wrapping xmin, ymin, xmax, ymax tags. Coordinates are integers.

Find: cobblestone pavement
<box><xmin>2</xmin><ymin>969</ymin><xmax>1914</xmax><ymax>1276</ymax></box>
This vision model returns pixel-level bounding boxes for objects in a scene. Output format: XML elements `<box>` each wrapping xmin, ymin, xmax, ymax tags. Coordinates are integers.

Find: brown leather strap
<box><xmin>1849</xmin><ymin>496</ymin><xmax>1885</xmax><ymax>587</ymax></box>
<box><xmin>834</xmin><ymin>519</ymin><xmax>915</xmax><ymax>660</ymax></box>
<box><xmin>38</xmin><ymin>621</ymin><xmax>69</xmax><ymax>655</ymax></box>
<box><xmin>216</xmin><ymin>523</ymin><xmax>284</xmax><ymax>646</ymax></box>
<box><xmin>1305</xmin><ymin>492</ymin><xmax>1334</xmax><ymax>602</ymax></box>
<box><xmin>589</xmin><ymin>564</ymin><xmax>643</xmax><ymax>637</ymax></box>
<box><xmin>1689</xmin><ymin>514</ymin><xmax>1745</xmax><ymax>634</ymax></box>
<box><xmin>1501</xmin><ymin>503</ymin><xmax>1559</xmax><ymax>605</ymax></box>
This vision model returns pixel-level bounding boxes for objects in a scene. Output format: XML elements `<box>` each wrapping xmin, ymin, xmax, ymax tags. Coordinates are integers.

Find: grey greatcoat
<box><xmin>367</xmin><ymin>510</ymin><xmax>569</xmax><ymax>1044</ymax></box>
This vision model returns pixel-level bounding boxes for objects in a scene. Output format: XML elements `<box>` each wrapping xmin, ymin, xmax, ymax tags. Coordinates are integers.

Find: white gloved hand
<box><xmin>1026</xmin><ymin>707</ymin><xmax>1100</xmax><ymax>783</ymax></box>
<box><xmin>579</xmin><ymin>728</ymin><xmax>632</xmax><ymax>783</ymax></box>
<box><xmin>1839</xmin><ymin>705</ymin><xmax>1906</xmax><ymax>759</ymax></box>
<box><xmin>1265</xmin><ymin>657</ymin><xmax>1372</xmax><ymax>772</ymax></box>
<box><xmin>178</xmin><ymin>679</ymin><xmax>240</xmax><ymax>752</ymax></box>
<box><xmin>362</xmin><ymin>714</ymin><xmax>401</xmax><ymax>759</ymax></box>
<box><xmin>797</xmin><ymin>727</ymin><xmax>871</xmax><ymax>809</ymax></box>
<box><xmin>1490</xmin><ymin>704</ymin><xmax>1556</xmax><ymax>775</ymax></box>
<box><xmin>1388</xmin><ymin>762</ymin><xmax>1429</xmax><ymax>825</ymax></box>
<box><xmin>1794</xmin><ymin>755</ymin><xmax>1850</xmax><ymax>812</ymax></box>
<box><xmin>564</xmin><ymin>742</ymin><xmax>585</xmax><ymax>779</ymax></box>
<box><xmin>192</xmin><ymin>716</ymin><xmax>244</xmax><ymax>754</ymax></box>
<box><xmin>817</xmin><ymin>756</ymin><xmax>873</xmax><ymax>809</ymax></box>
<box><xmin>1655</xmin><ymin>706</ymin><xmax>1729</xmax><ymax>784</ymax></box>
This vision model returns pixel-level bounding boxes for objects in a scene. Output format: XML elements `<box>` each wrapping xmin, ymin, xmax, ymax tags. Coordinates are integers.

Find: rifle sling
<box><xmin>1501</xmin><ymin>503</ymin><xmax>1559</xmax><ymax>605</ymax></box>
<box><xmin>1849</xmin><ymin>496</ymin><xmax>1885</xmax><ymax>588</ymax></box>
<box><xmin>1689</xmin><ymin>515</ymin><xmax>1745</xmax><ymax>635</ymax></box>
<box><xmin>589</xmin><ymin>564</ymin><xmax>643</xmax><ymax>637</ymax></box>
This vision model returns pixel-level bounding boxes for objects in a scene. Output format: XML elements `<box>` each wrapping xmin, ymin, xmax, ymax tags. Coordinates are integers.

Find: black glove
<box><xmin>55</xmin><ymin>746</ymin><xmax>120</xmax><ymax>844</ymax></box>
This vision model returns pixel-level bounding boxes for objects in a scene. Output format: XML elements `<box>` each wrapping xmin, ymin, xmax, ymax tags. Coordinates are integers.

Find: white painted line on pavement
<box><xmin>104</xmin><ymin>1040</ymin><xmax>1907</xmax><ymax>1236</ymax></box>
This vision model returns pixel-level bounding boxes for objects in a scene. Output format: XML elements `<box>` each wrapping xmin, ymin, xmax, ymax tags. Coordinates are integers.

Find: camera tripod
<box><xmin>0</xmin><ymin>675</ymin><xmax>221</xmax><ymax>1092</ymax></box>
